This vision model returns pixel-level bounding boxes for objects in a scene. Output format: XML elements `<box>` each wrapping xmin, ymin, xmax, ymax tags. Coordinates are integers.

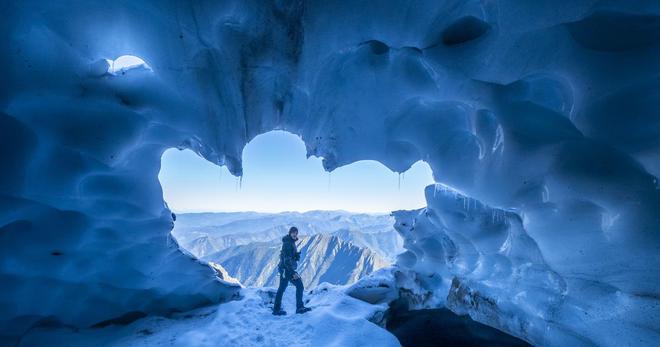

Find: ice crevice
<box><xmin>1</xmin><ymin>1</ymin><xmax>660</xmax><ymax>346</ymax></box>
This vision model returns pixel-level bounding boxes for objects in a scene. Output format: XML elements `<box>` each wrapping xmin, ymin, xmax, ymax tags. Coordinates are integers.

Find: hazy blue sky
<box><xmin>159</xmin><ymin>131</ymin><xmax>434</xmax><ymax>213</ymax></box>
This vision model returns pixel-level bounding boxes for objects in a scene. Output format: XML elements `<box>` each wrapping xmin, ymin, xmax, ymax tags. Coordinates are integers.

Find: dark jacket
<box><xmin>278</xmin><ymin>235</ymin><xmax>300</xmax><ymax>278</ymax></box>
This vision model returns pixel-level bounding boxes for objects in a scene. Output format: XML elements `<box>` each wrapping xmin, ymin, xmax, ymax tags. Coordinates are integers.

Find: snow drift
<box><xmin>1</xmin><ymin>0</ymin><xmax>659</xmax><ymax>345</ymax></box>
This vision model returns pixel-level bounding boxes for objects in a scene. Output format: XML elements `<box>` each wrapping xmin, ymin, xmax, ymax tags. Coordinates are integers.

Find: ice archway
<box><xmin>1</xmin><ymin>1</ymin><xmax>659</xmax><ymax>346</ymax></box>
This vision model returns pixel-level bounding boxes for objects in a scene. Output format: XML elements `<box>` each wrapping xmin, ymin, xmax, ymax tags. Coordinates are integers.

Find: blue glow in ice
<box><xmin>107</xmin><ymin>55</ymin><xmax>151</xmax><ymax>75</ymax></box>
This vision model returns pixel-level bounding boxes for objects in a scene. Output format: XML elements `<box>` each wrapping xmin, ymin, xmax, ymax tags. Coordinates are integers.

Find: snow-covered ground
<box><xmin>20</xmin><ymin>285</ymin><xmax>399</xmax><ymax>347</ymax></box>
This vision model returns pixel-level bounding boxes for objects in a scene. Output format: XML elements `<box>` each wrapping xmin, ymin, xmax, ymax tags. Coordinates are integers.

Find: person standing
<box><xmin>272</xmin><ymin>227</ymin><xmax>311</xmax><ymax>315</ymax></box>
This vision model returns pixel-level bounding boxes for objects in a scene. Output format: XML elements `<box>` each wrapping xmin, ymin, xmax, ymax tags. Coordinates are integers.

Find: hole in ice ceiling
<box><xmin>157</xmin><ymin>130</ymin><xmax>434</xmax><ymax>288</ymax></box>
<box><xmin>106</xmin><ymin>55</ymin><xmax>151</xmax><ymax>75</ymax></box>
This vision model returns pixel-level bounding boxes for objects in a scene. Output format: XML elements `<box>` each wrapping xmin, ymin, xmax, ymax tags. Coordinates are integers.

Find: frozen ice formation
<box><xmin>392</xmin><ymin>186</ymin><xmax>658</xmax><ymax>346</ymax></box>
<box><xmin>2</xmin><ymin>0</ymin><xmax>659</xmax><ymax>345</ymax></box>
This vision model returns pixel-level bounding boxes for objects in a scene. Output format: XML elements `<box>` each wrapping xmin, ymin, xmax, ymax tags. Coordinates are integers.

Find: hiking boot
<box><xmin>272</xmin><ymin>309</ymin><xmax>287</xmax><ymax>316</ymax></box>
<box><xmin>296</xmin><ymin>307</ymin><xmax>311</xmax><ymax>314</ymax></box>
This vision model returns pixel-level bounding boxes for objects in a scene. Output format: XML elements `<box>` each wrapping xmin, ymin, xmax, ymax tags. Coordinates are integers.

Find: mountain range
<box><xmin>172</xmin><ymin>211</ymin><xmax>402</xmax><ymax>287</ymax></box>
<box><xmin>204</xmin><ymin>233</ymin><xmax>389</xmax><ymax>287</ymax></box>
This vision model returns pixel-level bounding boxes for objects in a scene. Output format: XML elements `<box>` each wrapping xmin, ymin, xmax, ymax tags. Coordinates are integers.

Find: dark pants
<box><xmin>273</xmin><ymin>273</ymin><xmax>304</xmax><ymax>311</ymax></box>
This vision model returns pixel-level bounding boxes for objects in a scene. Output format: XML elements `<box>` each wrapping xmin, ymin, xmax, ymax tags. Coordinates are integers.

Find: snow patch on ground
<box><xmin>20</xmin><ymin>285</ymin><xmax>399</xmax><ymax>347</ymax></box>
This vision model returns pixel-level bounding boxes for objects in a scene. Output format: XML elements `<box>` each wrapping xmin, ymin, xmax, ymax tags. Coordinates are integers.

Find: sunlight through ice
<box><xmin>106</xmin><ymin>55</ymin><xmax>151</xmax><ymax>75</ymax></box>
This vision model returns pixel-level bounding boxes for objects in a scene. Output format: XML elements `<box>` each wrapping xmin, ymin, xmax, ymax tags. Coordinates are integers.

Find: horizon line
<box><xmin>169</xmin><ymin>208</ymin><xmax>405</xmax><ymax>215</ymax></box>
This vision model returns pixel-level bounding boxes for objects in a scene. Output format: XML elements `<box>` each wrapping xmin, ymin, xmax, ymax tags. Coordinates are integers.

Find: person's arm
<box><xmin>290</xmin><ymin>243</ymin><xmax>301</xmax><ymax>279</ymax></box>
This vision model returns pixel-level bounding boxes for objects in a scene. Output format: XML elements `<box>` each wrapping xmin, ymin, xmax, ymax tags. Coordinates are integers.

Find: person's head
<box><xmin>289</xmin><ymin>226</ymin><xmax>299</xmax><ymax>240</ymax></box>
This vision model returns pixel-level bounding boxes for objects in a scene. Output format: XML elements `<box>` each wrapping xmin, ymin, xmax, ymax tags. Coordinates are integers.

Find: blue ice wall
<box><xmin>1</xmin><ymin>1</ymin><xmax>659</xmax><ymax>345</ymax></box>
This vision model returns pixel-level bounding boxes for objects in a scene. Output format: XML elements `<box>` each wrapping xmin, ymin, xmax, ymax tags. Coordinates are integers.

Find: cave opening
<box><xmin>5</xmin><ymin>1</ymin><xmax>660</xmax><ymax>345</ymax></box>
<box><xmin>157</xmin><ymin>130</ymin><xmax>434</xmax><ymax>288</ymax></box>
<box><xmin>156</xmin><ymin>130</ymin><xmax>534</xmax><ymax>346</ymax></box>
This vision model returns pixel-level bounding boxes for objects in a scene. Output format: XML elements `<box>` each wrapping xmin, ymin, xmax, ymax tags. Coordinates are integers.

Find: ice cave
<box><xmin>1</xmin><ymin>0</ymin><xmax>659</xmax><ymax>346</ymax></box>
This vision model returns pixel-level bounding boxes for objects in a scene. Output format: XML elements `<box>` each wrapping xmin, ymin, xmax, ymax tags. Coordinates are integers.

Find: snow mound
<box><xmin>208</xmin><ymin>261</ymin><xmax>242</xmax><ymax>286</ymax></box>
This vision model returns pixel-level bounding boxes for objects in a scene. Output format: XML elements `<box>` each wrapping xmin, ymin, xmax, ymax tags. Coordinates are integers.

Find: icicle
<box><xmin>239</xmin><ymin>175</ymin><xmax>243</xmax><ymax>190</ymax></box>
<box><xmin>398</xmin><ymin>173</ymin><xmax>401</xmax><ymax>190</ymax></box>
<box><xmin>328</xmin><ymin>172</ymin><xmax>332</xmax><ymax>190</ymax></box>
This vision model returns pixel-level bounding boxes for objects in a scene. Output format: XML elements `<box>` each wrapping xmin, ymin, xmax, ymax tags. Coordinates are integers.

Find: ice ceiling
<box><xmin>1</xmin><ymin>0</ymin><xmax>659</xmax><ymax>345</ymax></box>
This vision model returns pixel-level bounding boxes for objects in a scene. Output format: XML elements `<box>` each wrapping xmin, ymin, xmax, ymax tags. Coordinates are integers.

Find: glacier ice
<box><xmin>2</xmin><ymin>0</ymin><xmax>660</xmax><ymax>345</ymax></box>
<box><xmin>392</xmin><ymin>184</ymin><xmax>658</xmax><ymax>346</ymax></box>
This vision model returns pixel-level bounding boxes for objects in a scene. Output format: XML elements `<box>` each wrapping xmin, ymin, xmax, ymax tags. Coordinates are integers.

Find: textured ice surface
<box><xmin>2</xmin><ymin>0</ymin><xmax>660</xmax><ymax>345</ymax></box>
<box><xmin>392</xmin><ymin>183</ymin><xmax>660</xmax><ymax>345</ymax></box>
